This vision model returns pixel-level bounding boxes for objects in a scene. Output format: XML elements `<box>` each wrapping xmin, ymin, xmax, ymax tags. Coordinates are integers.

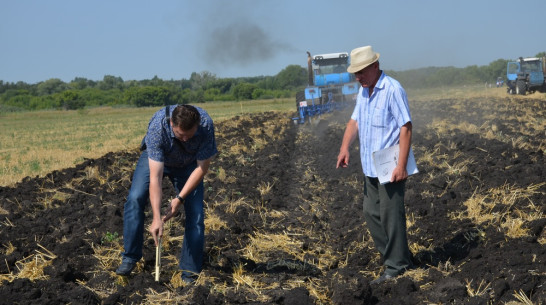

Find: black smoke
<box><xmin>202</xmin><ymin>20</ymin><xmax>296</xmax><ymax>66</ymax></box>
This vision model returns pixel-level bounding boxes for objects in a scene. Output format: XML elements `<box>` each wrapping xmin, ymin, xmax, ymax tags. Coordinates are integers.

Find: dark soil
<box><xmin>0</xmin><ymin>97</ymin><xmax>545</xmax><ymax>304</ymax></box>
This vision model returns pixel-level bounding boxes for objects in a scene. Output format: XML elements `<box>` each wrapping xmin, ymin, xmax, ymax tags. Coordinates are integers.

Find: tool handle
<box><xmin>155</xmin><ymin>239</ymin><xmax>161</xmax><ymax>282</ymax></box>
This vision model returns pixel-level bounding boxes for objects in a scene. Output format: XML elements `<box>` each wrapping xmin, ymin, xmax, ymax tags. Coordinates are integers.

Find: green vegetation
<box><xmin>101</xmin><ymin>231</ymin><xmax>120</xmax><ymax>244</ymax></box>
<box><xmin>2</xmin><ymin>52</ymin><xmax>544</xmax><ymax>112</ymax></box>
<box><xmin>0</xmin><ymin>65</ymin><xmax>306</xmax><ymax>112</ymax></box>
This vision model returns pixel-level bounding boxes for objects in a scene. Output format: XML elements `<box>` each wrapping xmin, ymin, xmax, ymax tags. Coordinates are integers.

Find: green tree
<box><xmin>255</xmin><ymin>76</ymin><xmax>276</xmax><ymax>90</ymax></box>
<box><xmin>232</xmin><ymin>82</ymin><xmax>258</xmax><ymax>100</ymax></box>
<box><xmin>207</xmin><ymin>78</ymin><xmax>235</xmax><ymax>93</ymax></box>
<box><xmin>484</xmin><ymin>59</ymin><xmax>508</xmax><ymax>80</ymax></box>
<box><xmin>69</xmin><ymin>77</ymin><xmax>92</xmax><ymax>90</ymax></box>
<box><xmin>58</xmin><ymin>90</ymin><xmax>85</xmax><ymax>110</ymax></box>
<box><xmin>191</xmin><ymin>89</ymin><xmax>205</xmax><ymax>103</ymax></box>
<box><xmin>98</xmin><ymin>75</ymin><xmax>124</xmax><ymax>90</ymax></box>
<box><xmin>204</xmin><ymin>88</ymin><xmax>220</xmax><ymax>101</ymax></box>
<box><xmin>5</xmin><ymin>93</ymin><xmax>32</xmax><ymax>110</ymax></box>
<box><xmin>30</xmin><ymin>95</ymin><xmax>59</xmax><ymax>110</ymax></box>
<box><xmin>274</xmin><ymin>65</ymin><xmax>307</xmax><ymax>89</ymax></box>
<box><xmin>123</xmin><ymin>86</ymin><xmax>172</xmax><ymax>107</ymax></box>
<box><xmin>190</xmin><ymin>71</ymin><xmax>216</xmax><ymax>90</ymax></box>
<box><xmin>37</xmin><ymin>78</ymin><xmax>66</xmax><ymax>95</ymax></box>
<box><xmin>179</xmin><ymin>78</ymin><xmax>192</xmax><ymax>90</ymax></box>
<box><xmin>252</xmin><ymin>88</ymin><xmax>266</xmax><ymax>99</ymax></box>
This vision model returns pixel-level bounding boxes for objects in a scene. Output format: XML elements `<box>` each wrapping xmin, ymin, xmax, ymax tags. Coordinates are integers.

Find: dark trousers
<box><xmin>363</xmin><ymin>176</ymin><xmax>413</xmax><ymax>276</ymax></box>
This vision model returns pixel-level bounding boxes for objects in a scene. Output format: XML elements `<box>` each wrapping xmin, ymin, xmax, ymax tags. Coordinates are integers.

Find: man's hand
<box><xmin>391</xmin><ymin>122</ymin><xmax>412</xmax><ymax>183</ymax></box>
<box><xmin>336</xmin><ymin>150</ymin><xmax>350</xmax><ymax>168</ymax></box>
<box><xmin>337</xmin><ymin>119</ymin><xmax>358</xmax><ymax>169</ymax></box>
<box><xmin>390</xmin><ymin>165</ymin><xmax>408</xmax><ymax>183</ymax></box>
<box><xmin>163</xmin><ymin>197</ymin><xmax>182</xmax><ymax>223</ymax></box>
<box><xmin>149</xmin><ymin>218</ymin><xmax>163</xmax><ymax>247</ymax></box>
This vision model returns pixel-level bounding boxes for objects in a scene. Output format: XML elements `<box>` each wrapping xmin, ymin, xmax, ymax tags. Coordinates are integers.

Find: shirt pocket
<box><xmin>371</xmin><ymin>108</ymin><xmax>391</xmax><ymax>128</ymax></box>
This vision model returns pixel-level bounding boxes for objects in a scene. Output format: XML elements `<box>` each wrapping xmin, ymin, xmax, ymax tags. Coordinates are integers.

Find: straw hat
<box><xmin>347</xmin><ymin>46</ymin><xmax>380</xmax><ymax>73</ymax></box>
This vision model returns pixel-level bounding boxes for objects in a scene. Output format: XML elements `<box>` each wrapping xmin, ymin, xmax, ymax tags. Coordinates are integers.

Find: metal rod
<box><xmin>155</xmin><ymin>238</ymin><xmax>161</xmax><ymax>282</ymax></box>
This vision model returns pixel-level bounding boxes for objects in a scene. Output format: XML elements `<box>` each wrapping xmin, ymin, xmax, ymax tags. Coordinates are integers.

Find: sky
<box><xmin>1</xmin><ymin>0</ymin><xmax>545</xmax><ymax>84</ymax></box>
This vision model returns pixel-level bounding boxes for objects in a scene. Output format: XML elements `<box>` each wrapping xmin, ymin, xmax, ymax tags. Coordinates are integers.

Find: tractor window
<box><xmin>315</xmin><ymin>63</ymin><xmax>348</xmax><ymax>74</ymax></box>
<box><xmin>507</xmin><ymin>63</ymin><xmax>519</xmax><ymax>74</ymax></box>
<box><xmin>521</xmin><ymin>61</ymin><xmax>541</xmax><ymax>72</ymax></box>
<box><xmin>333</xmin><ymin>65</ymin><xmax>346</xmax><ymax>73</ymax></box>
<box><xmin>313</xmin><ymin>57</ymin><xmax>349</xmax><ymax>75</ymax></box>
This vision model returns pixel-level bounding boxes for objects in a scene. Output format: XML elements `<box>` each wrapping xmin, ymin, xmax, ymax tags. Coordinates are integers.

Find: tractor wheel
<box><xmin>516</xmin><ymin>80</ymin><xmax>526</xmax><ymax>95</ymax></box>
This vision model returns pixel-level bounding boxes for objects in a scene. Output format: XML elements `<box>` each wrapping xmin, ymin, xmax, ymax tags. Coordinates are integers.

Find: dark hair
<box><xmin>171</xmin><ymin>105</ymin><xmax>200</xmax><ymax>130</ymax></box>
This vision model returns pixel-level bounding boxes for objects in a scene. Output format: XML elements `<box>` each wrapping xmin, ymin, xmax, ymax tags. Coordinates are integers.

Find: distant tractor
<box><xmin>506</xmin><ymin>57</ymin><xmax>546</xmax><ymax>95</ymax></box>
<box><xmin>496</xmin><ymin>77</ymin><xmax>504</xmax><ymax>87</ymax></box>
<box><xmin>293</xmin><ymin>51</ymin><xmax>360</xmax><ymax>124</ymax></box>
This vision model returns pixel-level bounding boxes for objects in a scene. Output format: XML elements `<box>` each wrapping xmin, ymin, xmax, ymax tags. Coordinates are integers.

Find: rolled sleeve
<box><xmin>144</xmin><ymin>113</ymin><xmax>170</xmax><ymax>163</ymax></box>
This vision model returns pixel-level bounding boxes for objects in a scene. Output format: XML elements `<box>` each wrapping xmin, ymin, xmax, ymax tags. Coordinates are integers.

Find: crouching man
<box><xmin>116</xmin><ymin>104</ymin><xmax>217</xmax><ymax>283</ymax></box>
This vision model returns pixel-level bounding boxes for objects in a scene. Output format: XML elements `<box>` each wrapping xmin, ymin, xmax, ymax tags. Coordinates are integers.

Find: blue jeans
<box><xmin>122</xmin><ymin>150</ymin><xmax>204</xmax><ymax>279</ymax></box>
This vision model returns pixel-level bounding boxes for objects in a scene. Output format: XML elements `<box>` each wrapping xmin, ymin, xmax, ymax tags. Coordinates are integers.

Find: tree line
<box><xmin>1</xmin><ymin>52</ymin><xmax>544</xmax><ymax>112</ymax></box>
<box><xmin>0</xmin><ymin>65</ymin><xmax>306</xmax><ymax>112</ymax></box>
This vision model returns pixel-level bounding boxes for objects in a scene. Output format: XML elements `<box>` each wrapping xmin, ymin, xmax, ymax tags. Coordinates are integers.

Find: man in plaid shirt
<box><xmin>116</xmin><ymin>104</ymin><xmax>217</xmax><ymax>284</ymax></box>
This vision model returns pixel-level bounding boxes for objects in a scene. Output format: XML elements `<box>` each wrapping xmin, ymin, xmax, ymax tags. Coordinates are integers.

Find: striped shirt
<box><xmin>351</xmin><ymin>72</ymin><xmax>412</xmax><ymax>177</ymax></box>
<box><xmin>144</xmin><ymin>105</ymin><xmax>218</xmax><ymax>168</ymax></box>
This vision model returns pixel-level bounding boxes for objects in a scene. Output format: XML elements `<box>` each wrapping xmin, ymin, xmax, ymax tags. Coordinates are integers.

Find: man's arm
<box><xmin>148</xmin><ymin>158</ymin><xmax>165</xmax><ymax>246</ymax></box>
<box><xmin>391</xmin><ymin>121</ymin><xmax>412</xmax><ymax>182</ymax></box>
<box><xmin>336</xmin><ymin>119</ymin><xmax>358</xmax><ymax>168</ymax></box>
<box><xmin>163</xmin><ymin>157</ymin><xmax>212</xmax><ymax>222</ymax></box>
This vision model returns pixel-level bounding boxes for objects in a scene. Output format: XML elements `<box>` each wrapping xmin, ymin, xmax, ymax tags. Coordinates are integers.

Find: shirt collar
<box><xmin>362</xmin><ymin>71</ymin><xmax>386</xmax><ymax>97</ymax></box>
<box><xmin>374</xmin><ymin>71</ymin><xmax>386</xmax><ymax>91</ymax></box>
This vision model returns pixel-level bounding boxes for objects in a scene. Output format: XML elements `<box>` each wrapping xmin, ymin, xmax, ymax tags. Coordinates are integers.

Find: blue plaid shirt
<box><xmin>144</xmin><ymin>105</ymin><xmax>218</xmax><ymax>168</ymax></box>
<box><xmin>351</xmin><ymin>72</ymin><xmax>412</xmax><ymax>177</ymax></box>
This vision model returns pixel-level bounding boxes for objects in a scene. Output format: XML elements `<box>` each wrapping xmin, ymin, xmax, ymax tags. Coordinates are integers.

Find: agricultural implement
<box><xmin>293</xmin><ymin>51</ymin><xmax>359</xmax><ymax>124</ymax></box>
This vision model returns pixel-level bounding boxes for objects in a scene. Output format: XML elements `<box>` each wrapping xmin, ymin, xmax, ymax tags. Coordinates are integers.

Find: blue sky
<box><xmin>1</xmin><ymin>0</ymin><xmax>545</xmax><ymax>84</ymax></box>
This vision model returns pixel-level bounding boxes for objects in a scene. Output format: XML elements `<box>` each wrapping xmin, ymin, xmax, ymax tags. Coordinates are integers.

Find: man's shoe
<box><xmin>181</xmin><ymin>275</ymin><xmax>196</xmax><ymax>284</ymax></box>
<box><xmin>370</xmin><ymin>273</ymin><xmax>394</xmax><ymax>285</ymax></box>
<box><xmin>115</xmin><ymin>261</ymin><xmax>136</xmax><ymax>276</ymax></box>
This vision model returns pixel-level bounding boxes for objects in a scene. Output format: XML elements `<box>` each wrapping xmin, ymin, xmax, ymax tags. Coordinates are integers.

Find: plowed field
<box><xmin>1</xmin><ymin>96</ymin><xmax>544</xmax><ymax>304</ymax></box>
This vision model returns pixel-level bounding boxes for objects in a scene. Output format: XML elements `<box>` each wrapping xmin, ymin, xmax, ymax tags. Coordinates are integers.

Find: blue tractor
<box><xmin>293</xmin><ymin>51</ymin><xmax>360</xmax><ymax>124</ymax></box>
<box><xmin>506</xmin><ymin>56</ymin><xmax>546</xmax><ymax>95</ymax></box>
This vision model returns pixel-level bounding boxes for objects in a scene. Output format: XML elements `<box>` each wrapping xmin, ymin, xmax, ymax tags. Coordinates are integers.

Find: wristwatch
<box><xmin>175</xmin><ymin>194</ymin><xmax>184</xmax><ymax>203</ymax></box>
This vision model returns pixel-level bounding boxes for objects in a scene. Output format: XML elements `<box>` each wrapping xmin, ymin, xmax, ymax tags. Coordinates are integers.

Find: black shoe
<box><xmin>116</xmin><ymin>261</ymin><xmax>136</xmax><ymax>275</ymax></box>
<box><xmin>370</xmin><ymin>273</ymin><xmax>394</xmax><ymax>285</ymax></box>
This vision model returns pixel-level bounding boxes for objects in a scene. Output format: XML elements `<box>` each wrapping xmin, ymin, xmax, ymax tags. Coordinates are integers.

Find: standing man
<box><xmin>336</xmin><ymin>46</ymin><xmax>413</xmax><ymax>284</ymax></box>
<box><xmin>116</xmin><ymin>104</ymin><xmax>217</xmax><ymax>284</ymax></box>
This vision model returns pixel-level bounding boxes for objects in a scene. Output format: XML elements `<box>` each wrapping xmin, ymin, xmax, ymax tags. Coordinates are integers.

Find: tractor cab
<box><xmin>311</xmin><ymin>53</ymin><xmax>353</xmax><ymax>86</ymax></box>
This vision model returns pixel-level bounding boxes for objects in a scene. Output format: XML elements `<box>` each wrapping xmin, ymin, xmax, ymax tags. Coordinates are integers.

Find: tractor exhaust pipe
<box><xmin>307</xmin><ymin>51</ymin><xmax>314</xmax><ymax>86</ymax></box>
